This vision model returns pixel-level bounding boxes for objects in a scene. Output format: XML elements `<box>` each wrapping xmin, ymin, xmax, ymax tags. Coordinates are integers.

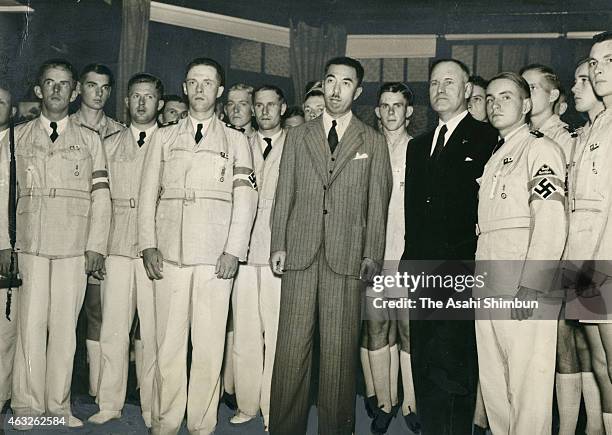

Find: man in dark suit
<box><xmin>402</xmin><ymin>58</ymin><xmax>497</xmax><ymax>435</ymax></box>
<box><xmin>269</xmin><ymin>56</ymin><xmax>392</xmax><ymax>435</ymax></box>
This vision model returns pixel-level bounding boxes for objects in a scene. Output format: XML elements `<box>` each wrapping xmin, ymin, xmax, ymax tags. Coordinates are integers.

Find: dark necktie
<box><xmin>195</xmin><ymin>123</ymin><xmax>203</xmax><ymax>143</ymax></box>
<box><xmin>49</xmin><ymin>121</ymin><xmax>59</xmax><ymax>143</ymax></box>
<box><xmin>137</xmin><ymin>131</ymin><xmax>146</xmax><ymax>147</ymax></box>
<box><xmin>328</xmin><ymin>119</ymin><xmax>338</xmax><ymax>154</ymax></box>
<box><xmin>263</xmin><ymin>137</ymin><xmax>272</xmax><ymax>160</ymax></box>
<box><xmin>492</xmin><ymin>137</ymin><xmax>505</xmax><ymax>154</ymax></box>
<box><xmin>431</xmin><ymin>124</ymin><xmax>448</xmax><ymax>160</ymax></box>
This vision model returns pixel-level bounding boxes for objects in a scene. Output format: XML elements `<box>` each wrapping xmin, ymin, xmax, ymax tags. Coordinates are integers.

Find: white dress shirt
<box><xmin>189</xmin><ymin>114</ymin><xmax>214</xmax><ymax>139</ymax></box>
<box><xmin>430</xmin><ymin>110</ymin><xmax>469</xmax><ymax>156</ymax></box>
<box><xmin>323</xmin><ymin>110</ymin><xmax>352</xmax><ymax>143</ymax></box>
<box><xmin>40</xmin><ymin>113</ymin><xmax>69</xmax><ymax>138</ymax></box>
<box><xmin>130</xmin><ymin>123</ymin><xmax>157</xmax><ymax>147</ymax></box>
<box><xmin>257</xmin><ymin>129</ymin><xmax>283</xmax><ymax>154</ymax></box>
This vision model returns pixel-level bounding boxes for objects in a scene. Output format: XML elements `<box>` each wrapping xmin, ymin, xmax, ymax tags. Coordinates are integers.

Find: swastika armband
<box><xmin>233</xmin><ymin>166</ymin><xmax>257</xmax><ymax>190</ymax></box>
<box><xmin>527</xmin><ymin>172</ymin><xmax>564</xmax><ymax>203</ymax></box>
<box><xmin>91</xmin><ymin>169</ymin><xmax>110</xmax><ymax>192</ymax></box>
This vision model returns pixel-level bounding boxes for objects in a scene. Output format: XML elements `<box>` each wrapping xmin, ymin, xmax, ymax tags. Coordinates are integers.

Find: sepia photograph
<box><xmin>0</xmin><ymin>0</ymin><xmax>612</xmax><ymax>433</ymax></box>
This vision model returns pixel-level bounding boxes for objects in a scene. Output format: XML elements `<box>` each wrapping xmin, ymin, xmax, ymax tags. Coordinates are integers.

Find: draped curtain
<box><xmin>289</xmin><ymin>19</ymin><xmax>347</xmax><ymax>105</ymax></box>
<box><xmin>116</xmin><ymin>0</ymin><xmax>150</xmax><ymax>122</ymax></box>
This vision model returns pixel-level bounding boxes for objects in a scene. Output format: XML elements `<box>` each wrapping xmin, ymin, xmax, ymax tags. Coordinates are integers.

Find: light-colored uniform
<box><xmin>138</xmin><ymin>115</ymin><xmax>257</xmax><ymax>435</ymax></box>
<box><xmin>0</xmin><ymin>128</ymin><xmax>17</xmax><ymax>410</ymax></box>
<box><xmin>95</xmin><ymin>125</ymin><xmax>156</xmax><ymax>423</ymax></box>
<box><xmin>537</xmin><ymin>113</ymin><xmax>577</xmax><ymax>163</ymax></box>
<box><xmin>10</xmin><ymin>115</ymin><xmax>111</xmax><ymax>418</ymax></box>
<box><xmin>474</xmin><ymin>124</ymin><xmax>566</xmax><ymax>435</ymax></box>
<box><xmin>232</xmin><ymin>129</ymin><xmax>285</xmax><ymax>425</ymax></box>
<box><xmin>565</xmin><ymin>109</ymin><xmax>612</xmax><ymax>321</ymax></box>
<box><xmin>71</xmin><ymin>109</ymin><xmax>126</xmax><ymax>397</ymax></box>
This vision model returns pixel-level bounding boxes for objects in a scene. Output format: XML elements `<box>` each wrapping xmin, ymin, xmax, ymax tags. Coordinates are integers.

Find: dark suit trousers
<box><xmin>269</xmin><ymin>249</ymin><xmax>362</xmax><ymax>435</ymax></box>
<box><xmin>410</xmin><ymin>319</ymin><xmax>477</xmax><ymax>435</ymax></box>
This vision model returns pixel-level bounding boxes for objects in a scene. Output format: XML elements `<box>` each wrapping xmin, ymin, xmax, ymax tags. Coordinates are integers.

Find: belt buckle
<box><xmin>571</xmin><ymin>198</ymin><xmax>576</xmax><ymax>212</ymax></box>
<box><xmin>129</xmin><ymin>198</ymin><xmax>136</xmax><ymax>208</ymax></box>
<box><xmin>49</xmin><ymin>188</ymin><xmax>56</xmax><ymax>198</ymax></box>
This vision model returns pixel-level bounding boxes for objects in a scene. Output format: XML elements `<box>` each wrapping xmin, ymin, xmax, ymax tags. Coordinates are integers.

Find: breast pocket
<box><xmin>162</xmin><ymin>147</ymin><xmax>190</xmax><ymax>187</ymax></box>
<box><xmin>58</xmin><ymin>147</ymin><xmax>92</xmax><ymax>190</ymax></box>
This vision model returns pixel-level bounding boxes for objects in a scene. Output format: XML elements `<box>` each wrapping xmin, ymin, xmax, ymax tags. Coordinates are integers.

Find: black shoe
<box><xmin>364</xmin><ymin>395</ymin><xmax>378</xmax><ymax>419</ymax></box>
<box><xmin>223</xmin><ymin>392</ymin><xmax>238</xmax><ymax>411</ymax></box>
<box><xmin>371</xmin><ymin>408</ymin><xmax>394</xmax><ymax>434</ymax></box>
<box><xmin>428</xmin><ymin>367</ymin><xmax>468</xmax><ymax>396</ymax></box>
<box><xmin>404</xmin><ymin>411</ymin><xmax>422</xmax><ymax>434</ymax></box>
<box><xmin>473</xmin><ymin>424</ymin><xmax>488</xmax><ymax>435</ymax></box>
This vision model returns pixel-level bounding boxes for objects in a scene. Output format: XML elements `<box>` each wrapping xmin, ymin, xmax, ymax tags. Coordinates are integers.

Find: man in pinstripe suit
<box><xmin>269</xmin><ymin>56</ymin><xmax>393</xmax><ymax>435</ymax></box>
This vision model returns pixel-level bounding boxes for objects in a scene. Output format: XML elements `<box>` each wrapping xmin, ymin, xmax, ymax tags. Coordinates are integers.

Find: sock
<box><xmin>134</xmin><ymin>339</ymin><xmax>143</xmax><ymax>390</ymax></box>
<box><xmin>360</xmin><ymin>347</ymin><xmax>375</xmax><ymax>398</ymax></box>
<box><xmin>389</xmin><ymin>344</ymin><xmax>399</xmax><ymax>407</ymax></box>
<box><xmin>603</xmin><ymin>413</ymin><xmax>612</xmax><ymax>435</ymax></box>
<box><xmin>473</xmin><ymin>381</ymin><xmax>488</xmax><ymax>428</ymax></box>
<box><xmin>400</xmin><ymin>350</ymin><xmax>417</xmax><ymax>416</ymax></box>
<box><xmin>556</xmin><ymin>373</ymin><xmax>582</xmax><ymax>435</ymax></box>
<box><xmin>369</xmin><ymin>345</ymin><xmax>392</xmax><ymax>413</ymax></box>
<box><xmin>86</xmin><ymin>339</ymin><xmax>101</xmax><ymax>397</ymax></box>
<box><xmin>582</xmin><ymin>372</ymin><xmax>604</xmax><ymax>435</ymax></box>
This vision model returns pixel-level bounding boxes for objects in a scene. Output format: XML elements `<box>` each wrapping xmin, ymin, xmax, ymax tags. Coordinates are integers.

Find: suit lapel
<box><xmin>437</xmin><ymin>114</ymin><xmax>472</xmax><ymax>161</ymax></box>
<box><xmin>329</xmin><ymin>116</ymin><xmax>364</xmax><ymax>184</ymax></box>
<box><xmin>304</xmin><ymin>119</ymin><xmax>328</xmax><ymax>183</ymax></box>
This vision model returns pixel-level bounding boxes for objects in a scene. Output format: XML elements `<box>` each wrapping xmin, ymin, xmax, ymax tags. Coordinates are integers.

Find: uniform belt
<box><xmin>19</xmin><ymin>187</ymin><xmax>91</xmax><ymax>201</ymax></box>
<box><xmin>112</xmin><ymin>197</ymin><xmax>138</xmax><ymax>208</ymax></box>
<box><xmin>160</xmin><ymin>188</ymin><xmax>231</xmax><ymax>202</ymax></box>
<box><xmin>476</xmin><ymin>216</ymin><xmax>531</xmax><ymax>235</ymax></box>
<box><xmin>571</xmin><ymin>198</ymin><xmax>603</xmax><ymax>212</ymax></box>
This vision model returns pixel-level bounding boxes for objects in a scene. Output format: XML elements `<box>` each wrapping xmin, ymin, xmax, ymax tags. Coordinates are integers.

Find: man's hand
<box><xmin>142</xmin><ymin>248</ymin><xmax>164</xmax><ymax>280</ymax></box>
<box><xmin>360</xmin><ymin>258</ymin><xmax>380</xmax><ymax>284</ymax></box>
<box><xmin>0</xmin><ymin>248</ymin><xmax>12</xmax><ymax>276</ymax></box>
<box><xmin>270</xmin><ymin>251</ymin><xmax>286</xmax><ymax>275</ymax></box>
<box><xmin>511</xmin><ymin>286</ymin><xmax>539</xmax><ymax>321</ymax></box>
<box><xmin>85</xmin><ymin>250</ymin><xmax>106</xmax><ymax>280</ymax></box>
<box><xmin>575</xmin><ymin>269</ymin><xmax>604</xmax><ymax>298</ymax></box>
<box><xmin>215</xmin><ymin>252</ymin><xmax>238</xmax><ymax>279</ymax></box>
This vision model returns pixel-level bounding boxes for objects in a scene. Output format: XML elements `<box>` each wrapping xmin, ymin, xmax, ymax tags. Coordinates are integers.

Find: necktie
<box><xmin>492</xmin><ymin>137</ymin><xmax>505</xmax><ymax>154</ymax></box>
<box><xmin>195</xmin><ymin>123</ymin><xmax>203</xmax><ymax>143</ymax></box>
<box><xmin>49</xmin><ymin>122</ymin><xmax>59</xmax><ymax>143</ymax></box>
<box><xmin>328</xmin><ymin>119</ymin><xmax>338</xmax><ymax>154</ymax></box>
<box><xmin>263</xmin><ymin>137</ymin><xmax>273</xmax><ymax>160</ymax></box>
<box><xmin>431</xmin><ymin>124</ymin><xmax>448</xmax><ymax>159</ymax></box>
<box><xmin>137</xmin><ymin>131</ymin><xmax>146</xmax><ymax>147</ymax></box>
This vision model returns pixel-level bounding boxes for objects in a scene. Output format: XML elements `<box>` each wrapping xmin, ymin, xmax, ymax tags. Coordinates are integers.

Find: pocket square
<box><xmin>354</xmin><ymin>152</ymin><xmax>369</xmax><ymax>160</ymax></box>
<box><xmin>464</xmin><ymin>157</ymin><xmax>473</xmax><ymax>162</ymax></box>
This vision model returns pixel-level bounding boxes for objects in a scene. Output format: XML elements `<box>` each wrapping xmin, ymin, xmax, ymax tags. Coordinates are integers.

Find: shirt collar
<box><xmin>130</xmin><ymin>123</ymin><xmax>157</xmax><ymax>145</ymax></box>
<box><xmin>323</xmin><ymin>110</ymin><xmax>352</xmax><ymax>142</ymax></box>
<box><xmin>40</xmin><ymin>113</ymin><xmax>69</xmax><ymax>136</ymax></box>
<box><xmin>189</xmin><ymin>114</ymin><xmax>214</xmax><ymax>137</ymax></box>
<box><xmin>258</xmin><ymin>128</ymin><xmax>283</xmax><ymax>144</ymax></box>
<box><xmin>503</xmin><ymin>123</ymin><xmax>529</xmax><ymax>143</ymax></box>
<box><xmin>437</xmin><ymin>110</ymin><xmax>468</xmax><ymax>134</ymax></box>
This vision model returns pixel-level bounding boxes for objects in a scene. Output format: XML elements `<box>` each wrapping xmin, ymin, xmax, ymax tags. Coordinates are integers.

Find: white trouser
<box><xmin>0</xmin><ymin>287</ymin><xmax>17</xmax><ymax>403</ymax></box>
<box><xmin>152</xmin><ymin>261</ymin><xmax>232</xmax><ymax>435</ymax></box>
<box><xmin>97</xmin><ymin>255</ymin><xmax>155</xmax><ymax>418</ymax></box>
<box><xmin>475</xmin><ymin>297</ymin><xmax>561</xmax><ymax>435</ymax></box>
<box><xmin>232</xmin><ymin>264</ymin><xmax>281</xmax><ymax>419</ymax></box>
<box><xmin>11</xmin><ymin>254</ymin><xmax>86</xmax><ymax>417</ymax></box>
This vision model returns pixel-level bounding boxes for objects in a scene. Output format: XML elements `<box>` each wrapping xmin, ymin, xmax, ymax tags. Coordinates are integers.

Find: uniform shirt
<box><xmin>565</xmin><ymin>108</ymin><xmax>612</xmax><ymax>275</ymax></box>
<box><xmin>70</xmin><ymin>109</ymin><xmax>125</xmax><ymax>141</ymax></box>
<box><xmin>537</xmin><ymin>113</ymin><xmax>577</xmax><ymax>162</ymax></box>
<box><xmin>13</xmin><ymin>116</ymin><xmax>111</xmax><ymax>257</ymax></box>
<box><xmin>323</xmin><ymin>110</ymin><xmax>352</xmax><ymax>142</ymax></box>
<box><xmin>474</xmin><ymin>124</ymin><xmax>566</xmax><ymax>297</ymax></box>
<box><xmin>247</xmin><ymin>130</ymin><xmax>286</xmax><ymax>265</ymax></box>
<box><xmin>138</xmin><ymin>116</ymin><xmax>257</xmax><ymax>266</ymax></box>
<box><xmin>105</xmin><ymin>126</ymin><xmax>157</xmax><ymax>258</ymax></box>
<box><xmin>0</xmin><ymin>128</ymin><xmax>9</xmax><ymax>250</ymax></box>
<box><xmin>385</xmin><ymin>133</ymin><xmax>412</xmax><ymax>262</ymax></box>
<box><xmin>430</xmin><ymin>110</ymin><xmax>468</xmax><ymax>156</ymax></box>
<box><xmin>40</xmin><ymin>113</ymin><xmax>68</xmax><ymax>137</ymax></box>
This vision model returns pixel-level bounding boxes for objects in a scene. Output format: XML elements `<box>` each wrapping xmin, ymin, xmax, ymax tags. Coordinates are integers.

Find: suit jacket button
<box><xmin>323</xmin><ymin>186</ymin><xmax>327</xmax><ymax>190</ymax></box>
<box><xmin>329</xmin><ymin>170</ymin><xmax>333</xmax><ymax>174</ymax></box>
<box><xmin>331</xmin><ymin>157</ymin><xmax>336</xmax><ymax>161</ymax></box>
<box><xmin>323</xmin><ymin>209</ymin><xmax>328</xmax><ymax>214</ymax></box>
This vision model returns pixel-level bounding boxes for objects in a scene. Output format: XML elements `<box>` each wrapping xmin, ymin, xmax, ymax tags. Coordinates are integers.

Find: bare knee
<box><xmin>367</xmin><ymin>320</ymin><xmax>390</xmax><ymax>350</ymax></box>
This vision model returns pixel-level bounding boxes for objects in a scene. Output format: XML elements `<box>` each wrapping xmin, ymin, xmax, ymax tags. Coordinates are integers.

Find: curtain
<box><xmin>116</xmin><ymin>0</ymin><xmax>150</xmax><ymax>122</ymax></box>
<box><xmin>289</xmin><ymin>19</ymin><xmax>347</xmax><ymax>105</ymax></box>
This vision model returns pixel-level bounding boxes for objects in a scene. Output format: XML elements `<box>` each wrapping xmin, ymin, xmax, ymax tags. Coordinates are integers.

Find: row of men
<box><xmin>0</xmin><ymin>32</ymin><xmax>611</xmax><ymax>435</ymax></box>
